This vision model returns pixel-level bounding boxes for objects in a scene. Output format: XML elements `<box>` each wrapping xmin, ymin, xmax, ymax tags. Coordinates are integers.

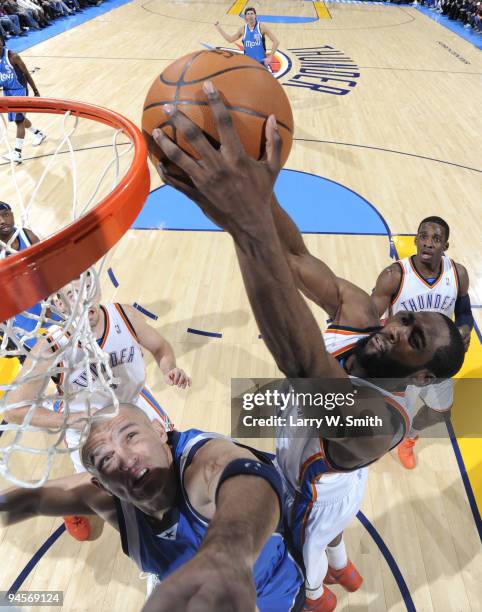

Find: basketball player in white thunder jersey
<box><xmin>151</xmin><ymin>96</ymin><xmax>466</xmax><ymax>612</ymax></box>
<box><xmin>5</xmin><ymin>294</ymin><xmax>191</xmax><ymax>541</ymax></box>
<box><xmin>372</xmin><ymin>217</ymin><xmax>473</xmax><ymax>469</ymax></box>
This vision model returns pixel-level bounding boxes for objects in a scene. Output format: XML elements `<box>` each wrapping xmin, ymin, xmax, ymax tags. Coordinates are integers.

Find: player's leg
<box><xmin>324</xmin><ymin>532</ymin><xmax>363</xmax><ymax>592</ymax></box>
<box><xmin>49</xmin><ymin>402</ymin><xmax>101</xmax><ymax>541</ymax></box>
<box><xmin>22</xmin><ymin>114</ymin><xmax>47</xmax><ymax>146</ymax></box>
<box><xmin>398</xmin><ymin>380</ymin><xmax>453</xmax><ymax>469</ymax></box>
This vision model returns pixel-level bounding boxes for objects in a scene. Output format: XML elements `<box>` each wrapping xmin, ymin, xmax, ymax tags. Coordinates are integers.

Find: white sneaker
<box><xmin>31</xmin><ymin>131</ymin><xmax>46</xmax><ymax>146</ymax></box>
<box><xmin>3</xmin><ymin>150</ymin><xmax>22</xmax><ymax>164</ymax></box>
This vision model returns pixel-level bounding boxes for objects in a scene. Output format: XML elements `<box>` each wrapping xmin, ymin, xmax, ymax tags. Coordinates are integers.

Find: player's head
<box><xmin>414</xmin><ymin>216</ymin><xmax>449</xmax><ymax>266</ymax></box>
<box><xmin>244</xmin><ymin>6</ymin><xmax>257</xmax><ymax>25</ymax></box>
<box><xmin>81</xmin><ymin>404</ymin><xmax>176</xmax><ymax>513</ymax></box>
<box><xmin>353</xmin><ymin>311</ymin><xmax>464</xmax><ymax>384</ymax></box>
<box><xmin>0</xmin><ymin>202</ymin><xmax>14</xmax><ymax>240</ymax></box>
<box><xmin>53</xmin><ymin>276</ymin><xmax>101</xmax><ymax>326</ymax></box>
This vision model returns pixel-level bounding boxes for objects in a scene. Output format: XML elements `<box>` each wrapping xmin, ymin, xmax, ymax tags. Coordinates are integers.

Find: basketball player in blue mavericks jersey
<box><xmin>152</xmin><ymin>83</ymin><xmax>466</xmax><ymax>612</ymax></box>
<box><xmin>372</xmin><ymin>216</ymin><xmax>474</xmax><ymax>469</ymax></box>
<box><xmin>0</xmin><ymin>404</ymin><xmax>305</xmax><ymax>612</ymax></box>
<box><xmin>215</xmin><ymin>7</ymin><xmax>279</xmax><ymax>68</ymax></box>
<box><xmin>0</xmin><ymin>34</ymin><xmax>45</xmax><ymax>164</ymax></box>
<box><xmin>0</xmin><ymin>201</ymin><xmax>45</xmax><ymax>354</ymax></box>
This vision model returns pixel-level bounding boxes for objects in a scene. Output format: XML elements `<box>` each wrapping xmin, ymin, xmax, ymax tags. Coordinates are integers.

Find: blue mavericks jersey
<box><xmin>243</xmin><ymin>22</ymin><xmax>266</xmax><ymax>63</ymax></box>
<box><xmin>115</xmin><ymin>429</ymin><xmax>304</xmax><ymax>612</ymax></box>
<box><xmin>0</xmin><ymin>47</ymin><xmax>26</xmax><ymax>91</ymax></box>
<box><xmin>8</xmin><ymin>227</ymin><xmax>42</xmax><ymax>348</ymax></box>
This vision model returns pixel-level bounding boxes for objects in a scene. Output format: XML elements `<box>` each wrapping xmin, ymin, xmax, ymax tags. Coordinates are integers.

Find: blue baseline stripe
<box><xmin>187</xmin><ymin>328</ymin><xmax>222</xmax><ymax>338</ymax></box>
<box><xmin>8</xmin><ymin>524</ymin><xmax>66</xmax><ymax>593</ymax></box>
<box><xmin>133</xmin><ymin>303</ymin><xmax>158</xmax><ymax>320</ymax></box>
<box><xmin>357</xmin><ymin>511</ymin><xmax>416</xmax><ymax>612</ymax></box>
<box><xmin>107</xmin><ymin>267</ymin><xmax>119</xmax><ymax>288</ymax></box>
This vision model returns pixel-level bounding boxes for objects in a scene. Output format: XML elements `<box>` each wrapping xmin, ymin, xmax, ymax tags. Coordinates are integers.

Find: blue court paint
<box><xmin>256</xmin><ymin>15</ymin><xmax>318</xmax><ymax>23</ymax></box>
<box><xmin>107</xmin><ymin>267</ymin><xmax>119</xmax><ymax>288</ymax></box>
<box><xmin>416</xmin><ymin>5</ymin><xmax>482</xmax><ymax>50</ymax></box>
<box><xmin>357</xmin><ymin>512</ymin><xmax>416</xmax><ymax>612</ymax></box>
<box><xmin>7</xmin><ymin>0</ymin><xmax>132</xmax><ymax>54</ymax></box>
<box><xmin>187</xmin><ymin>328</ymin><xmax>223</xmax><ymax>338</ymax></box>
<box><xmin>8</xmin><ymin>524</ymin><xmax>66</xmax><ymax>593</ymax></box>
<box><xmin>134</xmin><ymin>169</ymin><xmax>388</xmax><ymax>235</ymax></box>
<box><xmin>133</xmin><ymin>302</ymin><xmax>158</xmax><ymax>320</ymax></box>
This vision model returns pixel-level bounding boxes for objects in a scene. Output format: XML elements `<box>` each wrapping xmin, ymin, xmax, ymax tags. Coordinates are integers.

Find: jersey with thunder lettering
<box><xmin>242</xmin><ymin>21</ymin><xmax>266</xmax><ymax>63</ymax></box>
<box><xmin>49</xmin><ymin>303</ymin><xmax>172</xmax><ymax>451</ymax></box>
<box><xmin>390</xmin><ymin>255</ymin><xmax>459</xmax><ymax>318</ymax></box>
<box><xmin>115</xmin><ymin>429</ymin><xmax>304</xmax><ymax>612</ymax></box>
<box><xmin>276</xmin><ymin>323</ymin><xmax>411</xmax><ymax>492</ymax></box>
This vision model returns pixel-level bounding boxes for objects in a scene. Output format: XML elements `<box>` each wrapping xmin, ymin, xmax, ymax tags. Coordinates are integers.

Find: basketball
<box><xmin>141</xmin><ymin>49</ymin><xmax>294</xmax><ymax>175</ymax></box>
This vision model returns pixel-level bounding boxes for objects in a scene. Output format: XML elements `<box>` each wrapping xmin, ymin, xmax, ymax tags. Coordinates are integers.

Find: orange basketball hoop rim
<box><xmin>0</xmin><ymin>97</ymin><xmax>150</xmax><ymax>321</ymax></box>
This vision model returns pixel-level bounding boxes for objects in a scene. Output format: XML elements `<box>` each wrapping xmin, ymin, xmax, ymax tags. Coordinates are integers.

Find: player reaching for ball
<box><xmin>151</xmin><ymin>81</ymin><xmax>465</xmax><ymax>612</ymax></box>
<box><xmin>215</xmin><ymin>7</ymin><xmax>279</xmax><ymax>68</ymax></box>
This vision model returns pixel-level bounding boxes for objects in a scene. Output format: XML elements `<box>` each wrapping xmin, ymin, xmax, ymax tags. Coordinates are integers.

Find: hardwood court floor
<box><xmin>1</xmin><ymin>1</ymin><xmax>481</xmax><ymax>610</ymax></box>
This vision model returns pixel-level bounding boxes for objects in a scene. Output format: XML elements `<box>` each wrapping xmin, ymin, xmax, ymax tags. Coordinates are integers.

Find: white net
<box><xmin>0</xmin><ymin>103</ymin><xmax>139</xmax><ymax>487</ymax></box>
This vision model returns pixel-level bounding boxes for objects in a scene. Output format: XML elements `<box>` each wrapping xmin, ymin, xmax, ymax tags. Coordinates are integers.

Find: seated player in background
<box><xmin>215</xmin><ymin>7</ymin><xmax>279</xmax><ymax>68</ymax></box>
<box><xmin>371</xmin><ymin>216</ymin><xmax>473</xmax><ymax>468</ymax></box>
<box><xmin>0</xmin><ymin>404</ymin><xmax>305</xmax><ymax>612</ymax></box>
<box><xmin>4</xmin><ymin>288</ymin><xmax>190</xmax><ymax>542</ymax></box>
<box><xmin>152</xmin><ymin>82</ymin><xmax>466</xmax><ymax>611</ymax></box>
<box><xmin>0</xmin><ymin>34</ymin><xmax>46</xmax><ymax>163</ymax></box>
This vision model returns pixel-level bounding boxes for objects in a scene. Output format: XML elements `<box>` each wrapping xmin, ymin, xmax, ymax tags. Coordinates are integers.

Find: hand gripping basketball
<box><xmin>153</xmin><ymin>81</ymin><xmax>282</xmax><ymax>236</ymax></box>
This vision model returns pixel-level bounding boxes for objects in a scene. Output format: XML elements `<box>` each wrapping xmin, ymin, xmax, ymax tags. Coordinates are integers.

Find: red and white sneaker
<box><xmin>397</xmin><ymin>436</ymin><xmax>419</xmax><ymax>470</ymax></box>
<box><xmin>324</xmin><ymin>559</ymin><xmax>363</xmax><ymax>592</ymax></box>
<box><xmin>303</xmin><ymin>587</ymin><xmax>337</xmax><ymax>611</ymax></box>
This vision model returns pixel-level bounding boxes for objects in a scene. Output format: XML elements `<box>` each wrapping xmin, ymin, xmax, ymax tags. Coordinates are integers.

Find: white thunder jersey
<box><xmin>390</xmin><ymin>255</ymin><xmax>459</xmax><ymax>317</ymax></box>
<box><xmin>49</xmin><ymin>303</ymin><xmax>166</xmax><ymax>453</ymax></box>
<box><xmin>276</xmin><ymin>324</ymin><xmax>411</xmax><ymax>494</ymax></box>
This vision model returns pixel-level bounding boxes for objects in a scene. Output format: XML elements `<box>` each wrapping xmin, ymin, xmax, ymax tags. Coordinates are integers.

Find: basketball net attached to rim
<box><xmin>0</xmin><ymin>97</ymin><xmax>150</xmax><ymax>487</ymax></box>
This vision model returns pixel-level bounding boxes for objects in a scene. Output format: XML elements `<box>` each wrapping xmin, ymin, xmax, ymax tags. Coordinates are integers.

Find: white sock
<box><xmin>27</xmin><ymin>126</ymin><xmax>40</xmax><ymax>134</ymax></box>
<box><xmin>326</xmin><ymin>537</ymin><xmax>348</xmax><ymax>570</ymax></box>
<box><xmin>305</xmin><ymin>551</ymin><xmax>328</xmax><ymax>600</ymax></box>
<box><xmin>15</xmin><ymin>138</ymin><xmax>24</xmax><ymax>152</ymax></box>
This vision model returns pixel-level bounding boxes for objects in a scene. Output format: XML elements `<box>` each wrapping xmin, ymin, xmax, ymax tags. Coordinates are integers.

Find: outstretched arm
<box><xmin>271</xmin><ymin>195</ymin><xmax>380</xmax><ymax>328</ymax></box>
<box><xmin>371</xmin><ymin>262</ymin><xmax>403</xmax><ymax>317</ymax></box>
<box><xmin>10</xmin><ymin>52</ymin><xmax>39</xmax><ymax>95</ymax></box>
<box><xmin>214</xmin><ymin>22</ymin><xmax>243</xmax><ymax>43</ymax></box>
<box><xmin>143</xmin><ymin>438</ymin><xmax>283</xmax><ymax>612</ymax></box>
<box><xmin>121</xmin><ymin>304</ymin><xmax>191</xmax><ymax>388</ymax></box>
<box><xmin>153</xmin><ymin>83</ymin><xmax>344</xmax><ymax>379</ymax></box>
<box><xmin>4</xmin><ymin>337</ymin><xmax>78</xmax><ymax>429</ymax></box>
<box><xmin>0</xmin><ymin>473</ymin><xmax>116</xmax><ymax>528</ymax></box>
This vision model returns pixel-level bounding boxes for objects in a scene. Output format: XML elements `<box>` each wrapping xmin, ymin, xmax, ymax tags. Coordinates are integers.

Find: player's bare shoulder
<box><xmin>453</xmin><ymin>261</ymin><xmax>470</xmax><ymax>294</ymax></box>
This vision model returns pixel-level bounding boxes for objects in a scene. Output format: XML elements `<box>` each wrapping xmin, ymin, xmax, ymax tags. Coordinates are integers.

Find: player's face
<box><xmin>0</xmin><ymin>210</ymin><xmax>15</xmax><ymax>239</ymax></box>
<box><xmin>85</xmin><ymin>409</ymin><xmax>176</xmax><ymax>511</ymax></box>
<box><xmin>414</xmin><ymin>222</ymin><xmax>448</xmax><ymax>266</ymax></box>
<box><xmin>53</xmin><ymin>285</ymin><xmax>101</xmax><ymax>326</ymax></box>
<box><xmin>245</xmin><ymin>10</ymin><xmax>256</xmax><ymax>25</ymax></box>
<box><xmin>356</xmin><ymin>311</ymin><xmax>450</xmax><ymax>378</ymax></box>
